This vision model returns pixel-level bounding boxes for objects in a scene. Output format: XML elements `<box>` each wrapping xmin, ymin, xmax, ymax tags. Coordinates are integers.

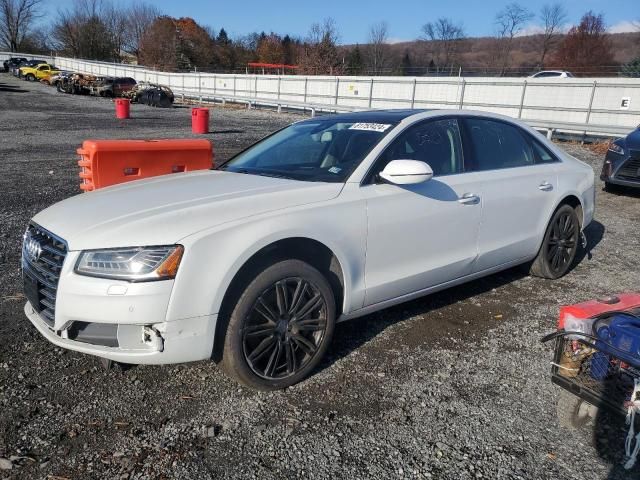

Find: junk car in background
<box><xmin>13</xmin><ymin>59</ymin><xmax>46</xmax><ymax>77</ymax></box>
<box><xmin>57</xmin><ymin>73</ymin><xmax>100</xmax><ymax>95</ymax></box>
<box><xmin>3</xmin><ymin>57</ymin><xmax>27</xmax><ymax>72</ymax></box>
<box><xmin>125</xmin><ymin>82</ymin><xmax>175</xmax><ymax>107</ymax></box>
<box><xmin>20</xmin><ymin>63</ymin><xmax>60</xmax><ymax>82</ymax></box>
<box><xmin>47</xmin><ymin>71</ymin><xmax>73</xmax><ymax>88</ymax></box>
<box><xmin>90</xmin><ymin>77</ymin><xmax>137</xmax><ymax>98</ymax></box>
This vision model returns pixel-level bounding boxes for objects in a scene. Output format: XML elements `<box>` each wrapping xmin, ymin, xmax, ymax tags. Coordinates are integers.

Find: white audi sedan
<box><xmin>22</xmin><ymin>110</ymin><xmax>595</xmax><ymax>389</ymax></box>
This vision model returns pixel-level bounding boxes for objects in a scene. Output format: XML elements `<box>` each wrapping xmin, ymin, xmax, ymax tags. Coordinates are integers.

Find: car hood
<box><xmin>625</xmin><ymin>128</ymin><xmax>640</xmax><ymax>149</ymax></box>
<box><xmin>32</xmin><ymin>171</ymin><xmax>343</xmax><ymax>250</ymax></box>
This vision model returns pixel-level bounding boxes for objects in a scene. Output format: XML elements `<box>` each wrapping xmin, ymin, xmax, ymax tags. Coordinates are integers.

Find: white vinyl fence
<box><xmin>2</xmin><ymin>51</ymin><xmax>639</xmax><ymax>137</ymax></box>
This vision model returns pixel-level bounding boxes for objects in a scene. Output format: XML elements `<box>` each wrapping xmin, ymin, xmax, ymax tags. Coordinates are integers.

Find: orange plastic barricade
<box><xmin>77</xmin><ymin>139</ymin><xmax>214</xmax><ymax>192</ymax></box>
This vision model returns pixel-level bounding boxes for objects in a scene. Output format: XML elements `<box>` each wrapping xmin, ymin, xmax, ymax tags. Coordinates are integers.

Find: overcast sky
<box><xmin>47</xmin><ymin>0</ymin><xmax>639</xmax><ymax>44</ymax></box>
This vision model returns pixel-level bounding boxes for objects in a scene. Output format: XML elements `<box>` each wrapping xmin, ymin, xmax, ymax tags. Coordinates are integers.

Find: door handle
<box><xmin>458</xmin><ymin>193</ymin><xmax>480</xmax><ymax>205</ymax></box>
<box><xmin>538</xmin><ymin>182</ymin><xmax>553</xmax><ymax>191</ymax></box>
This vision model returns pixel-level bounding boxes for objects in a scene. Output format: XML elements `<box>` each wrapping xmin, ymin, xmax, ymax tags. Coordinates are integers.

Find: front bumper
<box><xmin>601</xmin><ymin>152</ymin><xmax>640</xmax><ymax>188</ymax></box>
<box><xmin>25</xmin><ymin>301</ymin><xmax>217</xmax><ymax>364</ymax></box>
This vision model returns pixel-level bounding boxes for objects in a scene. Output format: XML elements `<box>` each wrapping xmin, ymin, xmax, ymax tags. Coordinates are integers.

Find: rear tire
<box><xmin>529</xmin><ymin>204</ymin><xmax>580</xmax><ymax>279</ymax></box>
<box><xmin>220</xmin><ymin>259</ymin><xmax>335</xmax><ymax>390</ymax></box>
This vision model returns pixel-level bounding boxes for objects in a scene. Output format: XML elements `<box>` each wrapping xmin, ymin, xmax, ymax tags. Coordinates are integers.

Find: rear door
<box><xmin>461</xmin><ymin>117</ymin><xmax>560</xmax><ymax>272</ymax></box>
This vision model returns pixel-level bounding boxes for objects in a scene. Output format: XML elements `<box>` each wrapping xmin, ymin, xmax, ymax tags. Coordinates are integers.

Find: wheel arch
<box><xmin>535</xmin><ymin>193</ymin><xmax>584</xmax><ymax>254</ymax></box>
<box><xmin>554</xmin><ymin>194</ymin><xmax>583</xmax><ymax>227</ymax></box>
<box><xmin>211</xmin><ymin>236</ymin><xmax>347</xmax><ymax>363</ymax></box>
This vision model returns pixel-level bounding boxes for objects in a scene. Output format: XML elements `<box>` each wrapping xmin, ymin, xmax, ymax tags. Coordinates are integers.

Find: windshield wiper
<box><xmin>222</xmin><ymin>168</ymin><xmax>296</xmax><ymax>180</ymax></box>
<box><xmin>252</xmin><ymin>171</ymin><xmax>295</xmax><ymax>180</ymax></box>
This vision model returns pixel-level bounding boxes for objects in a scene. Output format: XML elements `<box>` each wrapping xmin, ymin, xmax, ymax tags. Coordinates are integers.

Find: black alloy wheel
<box><xmin>529</xmin><ymin>204</ymin><xmax>580</xmax><ymax>279</ymax></box>
<box><xmin>242</xmin><ymin>277</ymin><xmax>328</xmax><ymax>380</ymax></box>
<box><xmin>221</xmin><ymin>259</ymin><xmax>336</xmax><ymax>390</ymax></box>
<box><xmin>545</xmin><ymin>209</ymin><xmax>578</xmax><ymax>276</ymax></box>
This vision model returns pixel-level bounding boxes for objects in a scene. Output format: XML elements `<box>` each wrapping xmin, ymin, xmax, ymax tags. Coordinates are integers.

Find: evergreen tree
<box><xmin>622</xmin><ymin>58</ymin><xmax>640</xmax><ymax>78</ymax></box>
<box><xmin>347</xmin><ymin>44</ymin><xmax>364</xmax><ymax>75</ymax></box>
<box><xmin>217</xmin><ymin>28</ymin><xmax>230</xmax><ymax>45</ymax></box>
<box><xmin>401</xmin><ymin>50</ymin><xmax>412</xmax><ymax>75</ymax></box>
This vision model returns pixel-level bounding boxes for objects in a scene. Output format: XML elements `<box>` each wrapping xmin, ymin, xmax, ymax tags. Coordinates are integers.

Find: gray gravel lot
<box><xmin>1</xmin><ymin>74</ymin><xmax>639</xmax><ymax>480</ymax></box>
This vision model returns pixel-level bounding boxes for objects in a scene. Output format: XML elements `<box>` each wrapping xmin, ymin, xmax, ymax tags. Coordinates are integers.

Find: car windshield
<box><xmin>219</xmin><ymin>119</ymin><xmax>396</xmax><ymax>182</ymax></box>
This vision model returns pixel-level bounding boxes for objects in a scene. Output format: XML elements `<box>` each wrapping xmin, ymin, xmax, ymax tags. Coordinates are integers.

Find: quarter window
<box><xmin>531</xmin><ymin>139</ymin><xmax>558</xmax><ymax>164</ymax></box>
<box><xmin>377</xmin><ymin>119</ymin><xmax>464</xmax><ymax>177</ymax></box>
<box><xmin>464</xmin><ymin>118</ymin><xmax>535</xmax><ymax>171</ymax></box>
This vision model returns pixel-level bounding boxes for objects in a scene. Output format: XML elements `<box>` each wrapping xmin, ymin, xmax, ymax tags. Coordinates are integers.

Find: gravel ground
<box><xmin>1</xmin><ymin>73</ymin><xmax>639</xmax><ymax>480</ymax></box>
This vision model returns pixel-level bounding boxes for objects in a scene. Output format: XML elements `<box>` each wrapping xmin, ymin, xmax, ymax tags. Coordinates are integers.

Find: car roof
<box><xmin>299</xmin><ymin>109</ymin><xmax>429</xmax><ymax>124</ymax></box>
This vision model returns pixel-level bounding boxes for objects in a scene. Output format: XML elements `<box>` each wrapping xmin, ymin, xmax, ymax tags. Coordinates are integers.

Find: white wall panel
<box><xmin>2</xmin><ymin>51</ymin><xmax>637</xmax><ymax>134</ymax></box>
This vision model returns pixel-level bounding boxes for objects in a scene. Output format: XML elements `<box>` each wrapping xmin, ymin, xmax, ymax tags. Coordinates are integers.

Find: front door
<box><xmin>361</xmin><ymin>118</ymin><xmax>483</xmax><ymax>306</ymax></box>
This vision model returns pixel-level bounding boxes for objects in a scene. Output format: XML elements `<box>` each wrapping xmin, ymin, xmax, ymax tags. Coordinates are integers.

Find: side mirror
<box><xmin>379</xmin><ymin>160</ymin><xmax>433</xmax><ymax>185</ymax></box>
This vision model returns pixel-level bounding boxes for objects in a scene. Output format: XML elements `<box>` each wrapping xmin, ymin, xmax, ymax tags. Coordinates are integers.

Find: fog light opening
<box><xmin>142</xmin><ymin>326</ymin><xmax>164</xmax><ymax>352</ymax></box>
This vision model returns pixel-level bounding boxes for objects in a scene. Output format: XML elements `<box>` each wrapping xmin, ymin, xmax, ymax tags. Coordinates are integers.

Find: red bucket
<box><xmin>115</xmin><ymin>98</ymin><xmax>130</xmax><ymax>119</ymax></box>
<box><xmin>192</xmin><ymin>107</ymin><xmax>209</xmax><ymax>134</ymax></box>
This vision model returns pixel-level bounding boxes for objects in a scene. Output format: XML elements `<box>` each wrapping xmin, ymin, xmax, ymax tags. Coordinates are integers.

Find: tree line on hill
<box><xmin>1</xmin><ymin>0</ymin><xmax>639</xmax><ymax>77</ymax></box>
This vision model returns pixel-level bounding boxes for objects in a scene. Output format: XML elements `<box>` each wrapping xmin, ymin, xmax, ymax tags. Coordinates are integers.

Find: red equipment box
<box><xmin>558</xmin><ymin>293</ymin><xmax>640</xmax><ymax>329</ymax></box>
<box><xmin>77</xmin><ymin>139</ymin><xmax>214</xmax><ymax>192</ymax></box>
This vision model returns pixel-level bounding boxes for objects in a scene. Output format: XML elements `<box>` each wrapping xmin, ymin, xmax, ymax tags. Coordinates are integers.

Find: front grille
<box><xmin>22</xmin><ymin>224</ymin><xmax>67</xmax><ymax>328</ymax></box>
<box><xmin>616</xmin><ymin>150</ymin><xmax>640</xmax><ymax>182</ymax></box>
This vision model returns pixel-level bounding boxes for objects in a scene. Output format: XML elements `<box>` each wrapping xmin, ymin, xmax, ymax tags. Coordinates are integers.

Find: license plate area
<box><xmin>23</xmin><ymin>270</ymin><xmax>42</xmax><ymax>313</ymax></box>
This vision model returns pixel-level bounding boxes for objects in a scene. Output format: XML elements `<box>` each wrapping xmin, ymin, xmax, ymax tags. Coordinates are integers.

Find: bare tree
<box><xmin>0</xmin><ymin>0</ymin><xmax>43</xmax><ymax>52</ymax></box>
<box><xmin>365</xmin><ymin>21</ymin><xmax>389</xmax><ymax>75</ymax></box>
<box><xmin>538</xmin><ymin>3</ymin><xmax>567</xmax><ymax>67</ymax></box>
<box><xmin>299</xmin><ymin>18</ymin><xmax>342</xmax><ymax>75</ymax></box>
<box><xmin>494</xmin><ymin>3</ymin><xmax>534</xmax><ymax>75</ymax></box>
<box><xmin>307</xmin><ymin>17</ymin><xmax>340</xmax><ymax>46</ymax></box>
<box><xmin>51</xmin><ymin>0</ymin><xmax>117</xmax><ymax>61</ymax></box>
<box><xmin>104</xmin><ymin>3</ymin><xmax>128</xmax><ymax>61</ymax></box>
<box><xmin>421</xmin><ymin>17</ymin><xmax>465</xmax><ymax>72</ymax></box>
<box><xmin>124</xmin><ymin>2</ymin><xmax>158</xmax><ymax>58</ymax></box>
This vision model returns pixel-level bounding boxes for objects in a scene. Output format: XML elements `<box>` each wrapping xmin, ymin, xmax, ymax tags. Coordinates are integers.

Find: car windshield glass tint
<box><xmin>219</xmin><ymin>119</ymin><xmax>396</xmax><ymax>183</ymax></box>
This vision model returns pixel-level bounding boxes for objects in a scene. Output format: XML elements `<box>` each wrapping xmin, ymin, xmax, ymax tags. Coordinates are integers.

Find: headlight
<box><xmin>607</xmin><ymin>142</ymin><xmax>625</xmax><ymax>155</ymax></box>
<box><xmin>75</xmin><ymin>245</ymin><xmax>183</xmax><ymax>281</ymax></box>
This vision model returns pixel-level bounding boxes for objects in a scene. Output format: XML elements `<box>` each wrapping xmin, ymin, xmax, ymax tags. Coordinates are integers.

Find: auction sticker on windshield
<box><xmin>349</xmin><ymin>123</ymin><xmax>392</xmax><ymax>132</ymax></box>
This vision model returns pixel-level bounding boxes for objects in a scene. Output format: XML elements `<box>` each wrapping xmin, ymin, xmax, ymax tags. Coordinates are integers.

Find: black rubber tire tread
<box><xmin>556</xmin><ymin>389</ymin><xmax>593</xmax><ymax>430</ymax></box>
<box><xmin>220</xmin><ymin>259</ymin><xmax>335</xmax><ymax>391</ymax></box>
<box><xmin>529</xmin><ymin>204</ymin><xmax>580</xmax><ymax>279</ymax></box>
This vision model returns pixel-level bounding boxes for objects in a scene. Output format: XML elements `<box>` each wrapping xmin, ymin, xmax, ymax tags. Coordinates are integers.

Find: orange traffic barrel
<box><xmin>115</xmin><ymin>98</ymin><xmax>130</xmax><ymax>119</ymax></box>
<box><xmin>77</xmin><ymin>139</ymin><xmax>214</xmax><ymax>191</ymax></box>
<box><xmin>192</xmin><ymin>107</ymin><xmax>209</xmax><ymax>134</ymax></box>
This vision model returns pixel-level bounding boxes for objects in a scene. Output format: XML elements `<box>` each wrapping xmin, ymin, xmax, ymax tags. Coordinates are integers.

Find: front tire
<box><xmin>529</xmin><ymin>204</ymin><xmax>580</xmax><ymax>279</ymax></box>
<box><xmin>25</xmin><ymin>73</ymin><xmax>35</xmax><ymax>81</ymax></box>
<box><xmin>557</xmin><ymin>389</ymin><xmax>594</xmax><ymax>429</ymax></box>
<box><xmin>221</xmin><ymin>259</ymin><xmax>336</xmax><ymax>390</ymax></box>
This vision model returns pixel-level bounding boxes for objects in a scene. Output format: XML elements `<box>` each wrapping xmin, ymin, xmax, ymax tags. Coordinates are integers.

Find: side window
<box><xmin>464</xmin><ymin>118</ymin><xmax>534</xmax><ymax>171</ymax></box>
<box><xmin>531</xmin><ymin>138</ymin><xmax>558</xmax><ymax>164</ymax></box>
<box><xmin>378</xmin><ymin>119</ymin><xmax>464</xmax><ymax>177</ymax></box>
